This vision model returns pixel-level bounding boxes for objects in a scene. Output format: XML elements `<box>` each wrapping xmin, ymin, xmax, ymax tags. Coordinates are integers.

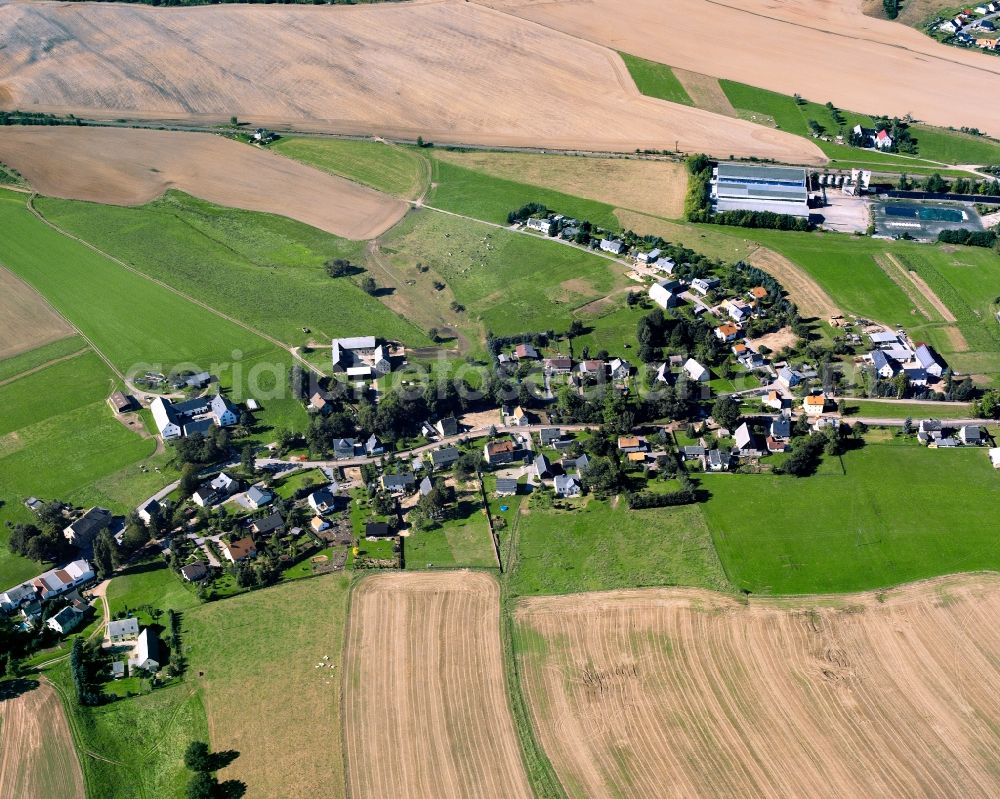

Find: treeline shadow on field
<box><xmin>0</xmin><ymin>678</ymin><xmax>39</xmax><ymax>702</ymax></box>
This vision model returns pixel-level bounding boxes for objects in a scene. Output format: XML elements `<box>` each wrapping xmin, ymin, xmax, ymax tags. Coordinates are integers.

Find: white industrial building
<box><xmin>712</xmin><ymin>164</ymin><xmax>810</xmax><ymax>218</ymax></box>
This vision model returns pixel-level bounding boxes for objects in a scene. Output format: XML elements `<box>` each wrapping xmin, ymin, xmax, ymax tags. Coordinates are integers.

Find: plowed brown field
<box><xmin>0</xmin><ymin>680</ymin><xmax>85</xmax><ymax>799</ymax></box>
<box><xmin>477</xmin><ymin>0</ymin><xmax>1000</xmax><ymax>135</ymax></box>
<box><xmin>0</xmin><ymin>0</ymin><xmax>821</xmax><ymax>163</ymax></box>
<box><xmin>0</xmin><ymin>127</ymin><xmax>407</xmax><ymax>240</ymax></box>
<box><xmin>343</xmin><ymin>571</ymin><xmax>532</xmax><ymax>799</ymax></box>
<box><xmin>515</xmin><ymin>574</ymin><xmax>1000</xmax><ymax>799</ymax></box>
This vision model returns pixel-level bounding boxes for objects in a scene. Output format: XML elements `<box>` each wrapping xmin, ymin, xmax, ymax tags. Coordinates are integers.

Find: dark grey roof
<box><xmin>365</xmin><ymin>522</ymin><xmax>392</xmax><ymax>538</ymax></box>
<box><xmin>382</xmin><ymin>472</ymin><xmax>415</xmax><ymax>489</ymax></box>
<box><xmin>770</xmin><ymin>419</ymin><xmax>791</xmax><ymax>438</ymax></box>
<box><xmin>495</xmin><ymin>479</ymin><xmax>519</xmax><ymax>494</ymax></box>
<box><xmin>436</xmin><ymin>417</ymin><xmax>459</xmax><ymax>436</ymax></box>
<box><xmin>172</xmin><ymin>396</ymin><xmax>211</xmax><ymax>416</ymax></box>
<box><xmin>534</xmin><ymin>454</ymin><xmax>551</xmax><ymax>476</ymax></box>
<box><xmin>67</xmin><ymin>507</ymin><xmax>113</xmax><ymax>540</ymax></box>
<box><xmin>180</xmin><ymin>562</ymin><xmax>209</xmax><ymax>581</ymax></box>
<box><xmin>539</xmin><ymin>427</ymin><xmax>562</xmax><ymax>444</ymax></box>
<box><xmin>432</xmin><ymin>447</ymin><xmax>460</xmax><ymax>466</ymax></box>
<box><xmin>252</xmin><ymin>511</ymin><xmax>284</xmax><ymax>534</ymax></box>
<box><xmin>183</xmin><ymin>417</ymin><xmax>215</xmax><ymax>437</ymax></box>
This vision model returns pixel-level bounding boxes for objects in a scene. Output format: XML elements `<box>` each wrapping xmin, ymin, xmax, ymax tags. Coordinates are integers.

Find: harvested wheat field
<box><xmin>0</xmin><ymin>0</ymin><xmax>820</xmax><ymax>163</ymax></box>
<box><xmin>432</xmin><ymin>151</ymin><xmax>688</xmax><ymax>218</ymax></box>
<box><xmin>0</xmin><ymin>680</ymin><xmax>85</xmax><ymax>799</ymax></box>
<box><xmin>344</xmin><ymin>571</ymin><xmax>532</xmax><ymax>799</ymax></box>
<box><xmin>478</xmin><ymin>0</ymin><xmax>1000</xmax><ymax>135</ymax></box>
<box><xmin>0</xmin><ymin>266</ymin><xmax>75</xmax><ymax>360</ymax></box>
<box><xmin>0</xmin><ymin>127</ymin><xmax>406</xmax><ymax>240</ymax></box>
<box><xmin>514</xmin><ymin>574</ymin><xmax>1000</xmax><ymax>799</ymax></box>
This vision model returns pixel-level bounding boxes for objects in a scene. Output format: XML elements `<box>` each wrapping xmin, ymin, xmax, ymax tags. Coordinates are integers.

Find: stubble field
<box><xmin>0</xmin><ymin>0</ymin><xmax>821</xmax><ymax>162</ymax></box>
<box><xmin>515</xmin><ymin>574</ymin><xmax>1000</xmax><ymax>799</ymax></box>
<box><xmin>477</xmin><ymin>0</ymin><xmax>1000</xmax><ymax>135</ymax></box>
<box><xmin>343</xmin><ymin>571</ymin><xmax>533</xmax><ymax>799</ymax></box>
<box><xmin>0</xmin><ymin>127</ymin><xmax>407</xmax><ymax>240</ymax></box>
<box><xmin>0</xmin><ymin>680</ymin><xmax>85</xmax><ymax>799</ymax></box>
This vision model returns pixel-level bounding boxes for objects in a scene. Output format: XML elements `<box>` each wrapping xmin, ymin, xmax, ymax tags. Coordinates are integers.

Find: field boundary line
<box><xmin>873</xmin><ymin>252</ymin><xmax>939</xmax><ymax>322</ymax></box>
<box><xmin>25</xmin><ymin>195</ymin><xmax>326</xmax><ymax>379</ymax></box>
<box><xmin>0</xmin><ymin>261</ymin><xmax>130</xmax><ymax>387</ymax></box>
<box><xmin>0</xmin><ymin>346</ymin><xmax>91</xmax><ymax>387</ymax></box>
<box><xmin>498</xmin><ymin>507</ymin><xmax>569</xmax><ymax>799</ymax></box>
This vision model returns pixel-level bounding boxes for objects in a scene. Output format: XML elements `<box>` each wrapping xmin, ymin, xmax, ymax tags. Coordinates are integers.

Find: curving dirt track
<box><xmin>343</xmin><ymin>571</ymin><xmax>532</xmax><ymax>799</ymax></box>
<box><xmin>515</xmin><ymin>574</ymin><xmax>1000</xmax><ymax>799</ymax></box>
<box><xmin>746</xmin><ymin>245</ymin><xmax>840</xmax><ymax>319</ymax></box>
<box><xmin>0</xmin><ymin>127</ymin><xmax>408</xmax><ymax>240</ymax></box>
<box><xmin>477</xmin><ymin>0</ymin><xmax>1000</xmax><ymax>136</ymax></box>
<box><xmin>0</xmin><ymin>0</ymin><xmax>822</xmax><ymax>163</ymax></box>
<box><xmin>0</xmin><ymin>680</ymin><xmax>85</xmax><ymax>799</ymax></box>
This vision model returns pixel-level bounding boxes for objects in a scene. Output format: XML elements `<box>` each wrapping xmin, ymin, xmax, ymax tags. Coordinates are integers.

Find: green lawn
<box><xmin>700</xmin><ymin>440</ymin><xmax>1000</xmax><ymax>595</ymax></box>
<box><xmin>37</xmin><ymin>191</ymin><xmax>428</xmax><ymax>347</ymax></box>
<box><xmin>380</xmin><ymin>208</ymin><xmax>629</xmax><ymax>337</ymax></box>
<box><xmin>0</xmin><ymin>352</ymin><xmax>156</xmax><ymax>587</ymax></box>
<box><xmin>271</xmin><ymin>137</ymin><xmax>429</xmax><ymax>198</ymax></box>
<box><xmin>183</xmin><ymin>574</ymin><xmax>350</xmax><ymax>799</ymax></box>
<box><xmin>107</xmin><ymin>560</ymin><xmax>201</xmax><ymax>627</ymax></box>
<box><xmin>47</xmin><ymin>661</ymin><xmax>209</xmax><ymax>799</ymax></box>
<box><xmin>619</xmin><ymin>52</ymin><xmax>693</xmax><ymax>106</ymax></box>
<box><xmin>273</xmin><ymin>467</ymin><xmax>325</xmax><ymax>500</ymax></box>
<box><xmin>0</xmin><ymin>335</ymin><xmax>86</xmax><ymax>383</ymax></box>
<box><xmin>509</xmin><ymin>498</ymin><xmax>731</xmax><ymax>597</ymax></box>
<box><xmin>404</xmin><ymin>491</ymin><xmax>497</xmax><ymax>569</ymax></box>
<box><xmin>841</xmin><ymin>400</ymin><xmax>975</xmax><ymax>419</ymax></box>
<box><xmin>426</xmin><ymin>158</ymin><xmax>620</xmax><ymax>228</ymax></box>
<box><xmin>570</xmin><ymin>300</ymin><xmax>649</xmax><ymax>357</ymax></box>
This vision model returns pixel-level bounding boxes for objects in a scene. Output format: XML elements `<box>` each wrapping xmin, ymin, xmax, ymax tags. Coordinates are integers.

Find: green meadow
<box><xmin>271</xmin><ymin>137</ymin><xmax>429</xmax><ymax>198</ymax></box>
<box><xmin>107</xmin><ymin>560</ymin><xmax>201</xmax><ymax>625</ymax></box>
<box><xmin>37</xmin><ymin>192</ymin><xmax>428</xmax><ymax>347</ymax></box>
<box><xmin>379</xmin><ymin>208</ymin><xmax>630</xmax><ymax>337</ymax></box>
<box><xmin>509</xmin><ymin>498</ymin><xmax>731</xmax><ymax>597</ymax></box>
<box><xmin>0</xmin><ymin>190</ymin><xmax>270</xmax><ymax>370</ymax></box>
<box><xmin>0</xmin><ymin>351</ymin><xmax>156</xmax><ymax>586</ymax></box>
<box><xmin>0</xmin><ymin>335</ymin><xmax>86</xmax><ymax>383</ymax></box>
<box><xmin>1</xmin><ymin>190</ymin><xmax>313</xmax><ymax>436</ymax></box>
<box><xmin>47</xmin><ymin>660</ymin><xmax>208</xmax><ymax>799</ymax></box>
<box><xmin>619</xmin><ymin>52</ymin><xmax>693</xmax><ymax>106</ymax></box>
<box><xmin>426</xmin><ymin>158</ymin><xmax>620</xmax><ymax>228</ymax></box>
<box><xmin>700</xmin><ymin>441</ymin><xmax>1000</xmax><ymax>595</ymax></box>
<box><xmin>719</xmin><ymin>79</ymin><xmax>1000</xmax><ymax>167</ymax></box>
<box><xmin>404</xmin><ymin>491</ymin><xmax>497</xmax><ymax>570</ymax></box>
